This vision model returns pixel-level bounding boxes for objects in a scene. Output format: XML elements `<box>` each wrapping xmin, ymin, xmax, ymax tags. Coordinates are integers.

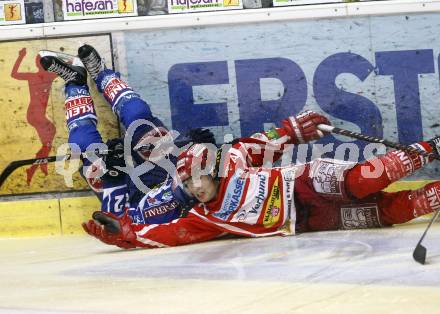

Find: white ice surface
<box><xmin>0</xmin><ymin>222</ymin><xmax>439</xmax><ymax>314</ymax></box>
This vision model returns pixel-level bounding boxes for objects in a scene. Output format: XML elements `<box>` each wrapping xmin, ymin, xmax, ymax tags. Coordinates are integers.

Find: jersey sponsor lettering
<box><xmin>103</xmin><ymin>178</ymin><xmax>182</xmax><ymax>224</ymax></box>
<box><xmin>249</xmin><ymin>173</ymin><xmax>267</xmax><ymax>214</ymax></box>
<box><xmin>104</xmin><ymin>77</ymin><xmax>130</xmax><ymax>102</ymax></box>
<box><xmin>383</xmin><ymin>147</ymin><xmax>426</xmax><ymax>182</ymax></box>
<box><xmin>340</xmin><ymin>204</ymin><xmax>381</xmax><ymax>229</ymax></box>
<box><xmin>282</xmin><ymin>168</ymin><xmax>295</xmax><ymax>219</ymax></box>
<box><xmin>232</xmin><ymin>172</ymin><xmax>268</xmax><ymax>223</ymax></box>
<box><xmin>65</xmin><ymin>95</ymin><xmax>95</xmax><ymax>120</ymax></box>
<box><xmin>411</xmin><ymin>185</ymin><xmax>440</xmax><ymax>217</ymax></box>
<box><xmin>426</xmin><ymin>187</ymin><xmax>440</xmax><ymax>211</ymax></box>
<box><xmin>214</xmin><ymin>173</ymin><xmax>246</xmax><ymax>221</ymax></box>
<box><xmin>394</xmin><ymin>150</ymin><xmax>413</xmax><ymax>174</ymax></box>
<box><xmin>144</xmin><ymin>200</ymin><xmax>179</xmax><ymax>218</ymax></box>
<box><xmin>382</xmin><ymin>153</ymin><xmax>403</xmax><ymax>182</ymax></box>
<box><xmin>411</xmin><ymin>143</ymin><xmax>429</xmax><ymax>168</ymax></box>
<box><xmin>263</xmin><ymin>176</ymin><xmax>281</xmax><ymax>228</ymax></box>
<box><xmin>385</xmin><ymin>144</ymin><xmax>428</xmax><ymax>182</ymax></box>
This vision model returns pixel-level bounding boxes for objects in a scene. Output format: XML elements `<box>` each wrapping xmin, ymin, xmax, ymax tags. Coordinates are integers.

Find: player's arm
<box><xmin>250</xmin><ymin>110</ymin><xmax>331</xmax><ymax>146</ymax></box>
<box><xmin>233</xmin><ymin>110</ymin><xmax>332</xmax><ymax>167</ymax></box>
<box><xmin>82</xmin><ymin>210</ymin><xmax>224</xmax><ymax>249</ymax></box>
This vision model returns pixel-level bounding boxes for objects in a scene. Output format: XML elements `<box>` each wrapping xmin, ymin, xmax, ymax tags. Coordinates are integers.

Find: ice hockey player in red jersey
<box><xmin>83</xmin><ymin>111</ymin><xmax>440</xmax><ymax>249</ymax></box>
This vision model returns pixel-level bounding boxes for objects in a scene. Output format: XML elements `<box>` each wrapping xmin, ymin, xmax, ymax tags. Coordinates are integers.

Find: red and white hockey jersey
<box><xmin>105</xmin><ymin>129</ymin><xmax>440</xmax><ymax>248</ymax></box>
<box><xmin>129</xmin><ymin>130</ymin><xmax>299</xmax><ymax>248</ymax></box>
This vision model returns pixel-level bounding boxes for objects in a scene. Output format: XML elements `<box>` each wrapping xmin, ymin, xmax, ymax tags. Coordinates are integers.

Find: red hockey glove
<box><xmin>82</xmin><ymin>212</ymin><xmax>137</xmax><ymax>249</ymax></box>
<box><xmin>282</xmin><ymin>110</ymin><xmax>331</xmax><ymax>144</ymax></box>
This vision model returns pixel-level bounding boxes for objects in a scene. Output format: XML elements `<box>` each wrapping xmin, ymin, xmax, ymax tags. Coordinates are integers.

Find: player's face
<box><xmin>184</xmin><ymin>175</ymin><xmax>218</xmax><ymax>203</ymax></box>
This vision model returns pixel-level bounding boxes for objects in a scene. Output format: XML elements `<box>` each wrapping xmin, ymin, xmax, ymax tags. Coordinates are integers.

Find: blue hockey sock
<box><xmin>64</xmin><ymin>85</ymin><xmax>98</xmax><ymax>131</ymax></box>
<box><xmin>95</xmin><ymin>69</ymin><xmax>141</xmax><ymax>117</ymax></box>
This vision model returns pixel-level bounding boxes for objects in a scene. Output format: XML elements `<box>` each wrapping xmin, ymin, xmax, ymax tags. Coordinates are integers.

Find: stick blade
<box><xmin>413</xmin><ymin>244</ymin><xmax>427</xmax><ymax>265</ymax></box>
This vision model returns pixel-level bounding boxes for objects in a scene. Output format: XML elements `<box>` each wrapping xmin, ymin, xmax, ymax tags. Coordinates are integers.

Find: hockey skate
<box><xmin>78</xmin><ymin>44</ymin><xmax>106</xmax><ymax>81</ymax></box>
<box><xmin>39</xmin><ymin>50</ymin><xmax>87</xmax><ymax>86</ymax></box>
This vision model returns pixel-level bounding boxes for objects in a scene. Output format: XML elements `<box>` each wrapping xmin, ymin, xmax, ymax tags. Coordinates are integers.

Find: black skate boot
<box><xmin>78</xmin><ymin>44</ymin><xmax>106</xmax><ymax>81</ymax></box>
<box><xmin>39</xmin><ymin>50</ymin><xmax>87</xmax><ymax>86</ymax></box>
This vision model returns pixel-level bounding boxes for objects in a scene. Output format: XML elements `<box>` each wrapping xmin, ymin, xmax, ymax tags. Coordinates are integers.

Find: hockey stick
<box><xmin>0</xmin><ymin>156</ymin><xmax>58</xmax><ymax>188</ymax></box>
<box><xmin>0</xmin><ymin>150</ymin><xmax>111</xmax><ymax>188</ymax></box>
<box><xmin>412</xmin><ymin>209</ymin><xmax>440</xmax><ymax>264</ymax></box>
<box><xmin>317</xmin><ymin>124</ymin><xmax>440</xmax><ymax>161</ymax></box>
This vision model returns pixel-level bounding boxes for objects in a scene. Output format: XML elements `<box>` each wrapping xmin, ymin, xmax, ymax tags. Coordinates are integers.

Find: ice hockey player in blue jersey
<box><xmin>39</xmin><ymin>44</ymin><xmax>215</xmax><ymax>225</ymax></box>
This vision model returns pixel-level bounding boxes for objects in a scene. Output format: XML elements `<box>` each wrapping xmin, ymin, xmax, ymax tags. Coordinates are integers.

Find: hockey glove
<box><xmin>428</xmin><ymin>136</ymin><xmax>440</xmax><ymax>157</ymax></box>
<box><xmin>282</xmin><ymin>110</ymin><xmax>331</xmax><ymax>144</ymax></box>
<box><xmin>82</xmin><ymin>211</ymin><xmax>137</xmax><ymax>249</ymax></box>
<box><xmin>187</xmin><ymin>128</ymin><xmax>216</xmax><ymax>145</ymax></box>
<box><xmin>174</xmin><ymin>128</ymin><xmax>216</xmax><ymax>148</ymax></box>
<box><xmin>102</xmin><ymin>138</ymin><xmax>125</xmax><ymax>181</ymax></box>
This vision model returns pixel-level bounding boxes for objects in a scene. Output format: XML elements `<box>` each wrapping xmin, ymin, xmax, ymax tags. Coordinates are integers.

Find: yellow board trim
<box><xmin>0</xmin><ymin>198</ymin><xmax>61</xmax><ymax>237</ymax></box>
<box><xmin>383</xmin><ymin>180</ymin><xmax>432</xmax><ymax>192</ymax></box>
<box><xmin>59</xmin><ymin>197</ymin><xmax>99</xmax><ymax>235</ymax></box>
<box><xmin>0</xmin><ymin>195</ymin><xmax>99</xmax><ymax>237</ymax></box>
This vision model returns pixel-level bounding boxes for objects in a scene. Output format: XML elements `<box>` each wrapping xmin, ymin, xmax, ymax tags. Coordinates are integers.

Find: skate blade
<box><xmin>38</xmin><ymin>50</ymin><xmax>84</xmax><ymax>67</ymax></box>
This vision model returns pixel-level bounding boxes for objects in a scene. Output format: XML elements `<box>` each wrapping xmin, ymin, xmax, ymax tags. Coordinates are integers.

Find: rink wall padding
<box><xmin>0</xmin><ymin>181</ymin><xmax>432</xmax><ymax>237</ymax></box>
<box><xmin>0</xmin><ymin>34</ymin><xmax>119</xmax><ymax>196</ymax></box>
<box><xmin>0</xmin><ymin>194</ymin><xmax>98</xmax><ymax>237</ymax></box>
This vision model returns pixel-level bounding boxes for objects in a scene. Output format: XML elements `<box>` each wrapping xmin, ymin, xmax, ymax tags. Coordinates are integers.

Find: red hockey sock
<box><xmin>346</xmin><ymin>142</ymin><xmax>433</xmax><ymax>199</ymax></box>
<box><xmin>377</xmin><ymin>181</ymin><xmax>440</xmax><ymax>225</ymax></box>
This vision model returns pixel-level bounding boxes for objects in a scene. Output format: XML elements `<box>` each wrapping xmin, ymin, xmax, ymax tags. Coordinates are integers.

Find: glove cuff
<box><xmin>283</xmin><ymin>116</ymin><xmax>304</xmax><ymax>144</ymax></box>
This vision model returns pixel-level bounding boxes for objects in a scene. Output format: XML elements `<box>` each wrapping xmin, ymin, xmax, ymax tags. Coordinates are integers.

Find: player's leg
<box><xmin>328</xmin><ymin>182</ymin><xmax>440</xmax><ymax>229</ymax></box>
<box><xmin>40</xmin><ymin>52</ymin><xmax>130</xmax><ymax>213</ymax></box>
<box><xmin>300</xmin><ymin>184</ymin><xmax>440</xmax><ymax>231</ymax></box>
<box><xmin>295</xmin><ymin>161</ymin><xmax>351</xmax><ymax>231</ymax></box>
<box><xmin>295</xmin><ymin>169</ymin><xmax>385</xmax><ymax>231</ymax></box>
<box><xmin>78</xmin><ymin>44</ymin><xmax>176</xmax><ymax>191</ymax></box>
<box><xmin>345</xmin><ymin>139</ymin><xmax>440</xmax><ymax>199</ymax></box>
<box><xmin>368</xmin><ymin>181</ymin><xmax>440</xmax><ymax>225</ymax></box>
<box><xmin>39</xmin><ymin>53</ymin><xmax>104</xmax><ymax>190</ymax></box>
<box><xmin>296</xmin><ymin>158</ymin><xmax>440</xmax><ymax>231</ymax></box>
<box><xmin>78</xmin><ymin>44</ymin><xmax>164</xmax><ymax>132</ymax></box>
<box><xmin>39</xmin><ymin>51</ymin><xmax>102</xmax><ymax>151</ymax></box>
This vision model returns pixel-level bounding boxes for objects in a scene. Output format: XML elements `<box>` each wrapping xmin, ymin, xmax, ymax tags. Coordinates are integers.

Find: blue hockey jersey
<box><xmin>101</xmin><ymin>176</ymin><xmax>184</xmax><ymax>224</ymax></box>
